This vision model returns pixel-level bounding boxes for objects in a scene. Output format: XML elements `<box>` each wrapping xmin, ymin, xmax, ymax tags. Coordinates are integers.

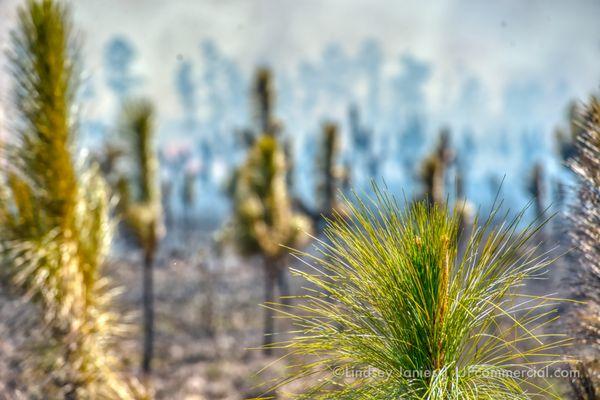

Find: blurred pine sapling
<box><xmin>316</xmin><ymin>122</ymin><xmax>340</xmax><ymax>215</ymax></box>
<box><xmin>283</xmin><ymin>138</ymin><xmax>296</xmax><ymax>190</ymax></box>
<box><xmin>230</xmin><ymin>70</ymin><xmax>311</xmax><ymax>352</ymax></box>
<box><xmin>420</xmin><ymin>128</ymin><xmax>454</xmax><ymax>205</ymax></box>
<box><xmin>567</xmin><ymin>97</ymin><xmax>600</xmax><ymax>399</ymax></box>
<box><xmin>314</xmin><ymin>122</ymin><xmax>348</xmax><ymax>228</ymax></box>
<box><xmin>294</xmin><ymin>122</ymin><xmax>350</xmax><ymax>230</ymax></box>
<box><xmin>251</xmin><ymin>66</ymin><xmax>298</xmax><ymax>190</ymax></box>
<box><xmin>0</xmin><ymin>0</ymin><xmax>139</xmax><ymax>397</ymax></box>
<box><xmin>182</xmin><ymin>169</ymin><xmax>196</xmax><ymax>229</ymax></box>
<box><xmin>267</xmin><ymin>187</ymin><xmax>570</xmax><ymax>399</ymax></box>
<box><xmin>161</xmin><ymin>179</ymin><xmax>174</xmax><ymax>230</ymax></box>
<box><xmin>253</xmin><ymin>67</ymin><xmax>278</xmax><ymax>137</ymax></box>
<box><xmin>526</xmin><ymin>163</ymin><xmax>547</xmax><ymax>222</ymax></box>
<box><xmin>553</xmin><ymin>101</ymin><xmax>586</xmax><ymax>210</ymax></box>
<box><xmin>117</xmin><ymin>99</ymin><xmax>163</xmax><ymax>376</ymax></box>
<box><xmin>555</xmin><ymin>101</ymin><xmax>586</xmax><ymax>163</ymax></box>
<box><xmin>182</xmin><ymin>171</ymin><xmax>196</xmax><ymax>210</ymax></box>
<box><xmin>231</xmin><ymin>135</ymin><xmax>311</xmax><ymax>354</ymax></box>
<box><xmin>348</xmin><ymin>105</ymin><xmax>371</xmax><ymax>155</ymax></box>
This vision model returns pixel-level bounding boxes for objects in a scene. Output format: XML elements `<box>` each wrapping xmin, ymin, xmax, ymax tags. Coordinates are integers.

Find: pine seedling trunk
<box><xmin>203</xmin><ymin>276</ymin><xmax>216</xmax><ymax>338</ymax></box>
<box><xmin>263</xmin><ymin>257</ymin><xmax>278</xmax><ymax>355</ymax></box>
<box><xmin>142</xmin><ymin>244</ymin><xmax>155</xmax><ymax>375</ymax></box>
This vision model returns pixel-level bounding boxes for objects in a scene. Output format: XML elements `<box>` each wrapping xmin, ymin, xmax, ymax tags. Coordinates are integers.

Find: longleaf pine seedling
<box><xmin>230</xmin><ymin>67</ymin><xmax>312</xmax><ymax>355</ymax></box>
<box><xmin>315</xmin><ymin>122</ymin><xmax>348</xmax><ymax>227</ymax></box>
<box><xmin>567</xmin><ymin>96</ymin><xmax>600</xmax><ymax>398</ymax></box>
<box><xmin>419</xmin><ymin>128</ymin><xmax>454</xmax><ymax>205</ymax></box>
<box><xmin>232</xmin><ymin>135</ymin><xmax>311</xmax><ymax>354</ymax></box>
<box><xmin>0</xmin><ymin>0</ymin><xmax>138</xmax><ymax>398</ymax></box>
<box><xmin>253</xmin><ymin>67</ymin><xmax>278</xmax><ymax>136</ymax></box>
<box><xmin>117</xmin><ymin>98</ymin><xmax>163</xmax><ymax>376</ymax></box>
<box><xmin>267</xmin><ymin>187</ymin><xmax>570</xmax><ymax>399</ymax></box>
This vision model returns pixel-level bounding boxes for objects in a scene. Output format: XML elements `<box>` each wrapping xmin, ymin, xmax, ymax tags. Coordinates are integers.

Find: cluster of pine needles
<box><xmin>263</xmin><ymin>188</ymin><xmax>572</xmax><ymax>399</ymax></box>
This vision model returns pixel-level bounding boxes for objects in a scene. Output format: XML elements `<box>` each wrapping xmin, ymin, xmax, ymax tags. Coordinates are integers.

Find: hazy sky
<box><xmin>0</xmin><ymin>0</ymin><xmax>598</xmax><ymax>211</ymax></box>
<box><xmin>1</xmin><ymin>0</ymin><xmax>599</xmax><ymax>130</ymax></box>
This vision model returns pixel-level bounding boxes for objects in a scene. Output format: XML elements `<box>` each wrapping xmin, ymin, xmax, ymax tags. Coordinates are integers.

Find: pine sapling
<box><xmin>567</xmin><ymin>96</ymin><xmax>600</xmax><ymax>398</ymax></box>
<box><xmin>117</xmin><ymin>99</ymin><xmax>163</xmax><ymax>377</ymax></box>
<box><xmin>253</xmin><ymin>67</ymin><xmax>278</xmax><ymax>137</ymax></box>
<box><xmin>0</xmin><ymin>1</ymin><xmax>139</xmax><ymax>397</ymax></box>
<box><xmin>527</xmin><ymin>163</ymin><xmax>547</xmax><ymax>222</ymax></box>
<box><xmin>266</xmin><ymin>187</ymin><xmax>570</xmax><ymax>399</ymax></box>
<box><xmin>420</xmin><ymin>128</ymin><xmax>454</xmax><ymax>205</ymax></box>
<box><xmin>231</xmin><ymin>135</ymin><xmax>311</xmax><ymax>354</ymax></box>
